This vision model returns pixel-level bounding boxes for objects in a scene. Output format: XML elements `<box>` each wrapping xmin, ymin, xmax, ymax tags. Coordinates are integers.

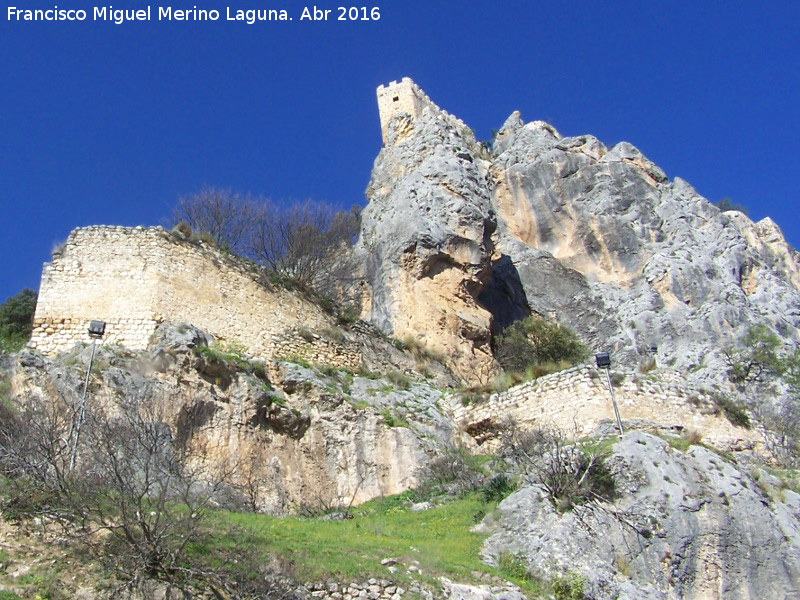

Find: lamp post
<box><xmin>69</xmin><ymin>320</ymin><xmax>106</xmax><ymax>471</ymax></box>
<box><xmin>596</xmin><ymin>352</ymin><xmax>624</xmax><ymax>436</ymax></box>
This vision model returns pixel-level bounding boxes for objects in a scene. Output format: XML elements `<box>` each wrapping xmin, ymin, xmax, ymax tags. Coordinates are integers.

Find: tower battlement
<box><xmin>376</xmin><ymin>77</ymin><xmax>466</xmax><ymax>143</ymax></box>
<box><xmin>376</xmin><ymin>78</ymin><xmax>432</xmax><ymax>142</ymax></box>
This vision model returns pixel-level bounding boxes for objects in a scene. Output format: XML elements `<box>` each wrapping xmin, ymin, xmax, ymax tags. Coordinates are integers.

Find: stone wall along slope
<box><xmin>452</xmin><ymin>365</ymin><xmax>760</xmax><ymax>453</ymax></box>
<box><xmin>29</xmin><ymin>226</ymin><xmax>360</xmax><ymax>369</ymax></box>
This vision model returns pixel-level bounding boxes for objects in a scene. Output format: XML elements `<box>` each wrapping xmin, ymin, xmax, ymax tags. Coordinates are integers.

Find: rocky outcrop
<box><xmin>489</xmin><ymin>116</ymin><xmax>800</xmax><ymax>380</ymax></box>
<box><xmin>358</xmin><ymin>105</ymin><xmax>498</xmax><ymax>384</ymax></box>
<box><xmin>481</xmin><ymin>431</ymin><xmax>800</xmax><ymax>600</ymax></box>
<box><xmin>361</xmin><ymin>80</ymin><xmax>800</xmax><ymax>386</ymax></box>
<box><xmin>10</xmin><ymin>323</ymin><xmax>455</xmax><ymax>514</ymax></box>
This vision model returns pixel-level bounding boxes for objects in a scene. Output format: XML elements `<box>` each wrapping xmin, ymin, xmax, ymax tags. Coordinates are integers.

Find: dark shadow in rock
<box><xmin>478</xmin><ymin>254</ymin><xmax>531</xmax><ymax>335</ymax></box>
<box><xmin>175</xmin><ymin>400</ymin><xmax>219</xmax><ymax>449</ymax></box>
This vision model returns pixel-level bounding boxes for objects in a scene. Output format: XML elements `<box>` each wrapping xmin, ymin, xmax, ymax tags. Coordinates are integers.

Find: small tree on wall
<box><xmin>172</xmin><ymin>190</ymin><xmax>362</xmax><ymax>309</ymax></box>
<box><xmin>249</xmin><ymin>200</ymin><xmax>361</xmax><ymax>298</ymax></box>
<box><xmin>723</xmin><ymin>324</ymin><xmax>800</xmax><ymax>466</ymax></box>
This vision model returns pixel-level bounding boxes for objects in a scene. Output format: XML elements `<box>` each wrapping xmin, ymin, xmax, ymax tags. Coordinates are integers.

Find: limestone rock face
<box><xmin>489</xmin><ymin>119</ymin><xmax>800</xmax><ymax>377</ymax></box>
<box><xmin>359</xmin><ymin>107</ymin><xmax>498</xmax><ymax>383</ymax></box>
<box><xmin>362</xmin><ymin>81</ymin><xmax>800</xmax><ymax>384</ymax></box>
<box><xmin>10</xmin><ymin>324</ymin><xmax>453</xmax><ymax>515</ymax></box>
<box><xmin>482</xmin><ymin>432</ymin><xmax>800</xmax><ymax>600</ymax></box>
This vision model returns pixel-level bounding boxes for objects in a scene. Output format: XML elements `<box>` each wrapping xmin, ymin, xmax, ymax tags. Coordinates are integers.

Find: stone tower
<box><xmin>376</xmin><ymin>77</ymin><xmax>434</xmax><ymax>143</ymax></box>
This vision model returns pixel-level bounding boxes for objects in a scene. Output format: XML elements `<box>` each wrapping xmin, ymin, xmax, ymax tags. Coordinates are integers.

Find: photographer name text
<box><xmin>7</xmin><ymin>5</ymin><xmax>381</xmax><ymax>24</ymax></box>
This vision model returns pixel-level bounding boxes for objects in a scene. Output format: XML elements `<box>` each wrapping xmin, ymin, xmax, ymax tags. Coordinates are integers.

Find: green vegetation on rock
<box><xmin>0</xmin><ymin>289</ymin><xmax>37</xmax><ymax>354</ymax></box>
<box><xmin>492</xmin><ymin>314</ymin><xmax>588</xmax><ymax>380</ymax></box>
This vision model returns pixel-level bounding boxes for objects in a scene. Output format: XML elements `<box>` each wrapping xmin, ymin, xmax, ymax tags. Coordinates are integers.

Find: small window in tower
<box><xmin>393</xmin><ymin>96</ymin><xmax>399</xmax><ymax>102</ymax></box>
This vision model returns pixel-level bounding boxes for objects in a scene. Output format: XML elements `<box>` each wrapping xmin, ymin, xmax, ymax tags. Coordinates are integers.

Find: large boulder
<box><xmin>482</xmin><ymin>431</ymin><xmax>800</xmax><ymax>599</ymax></box>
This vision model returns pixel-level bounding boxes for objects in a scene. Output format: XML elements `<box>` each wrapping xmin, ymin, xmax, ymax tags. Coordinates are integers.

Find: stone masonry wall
<box><xmin>450</xmin><ymin>365</ymin><xmax>761</xmax><ymax>452</ymax></box>
<box><xmin>30</xmin><ymin>226</ymin><xmax>361</xmax><ymax>370</ymax></box>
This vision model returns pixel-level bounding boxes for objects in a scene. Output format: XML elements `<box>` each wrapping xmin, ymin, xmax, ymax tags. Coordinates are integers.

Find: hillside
<box><xmin>1</xmin><ymin>79</ymin><xmax>800</xmax><ymax>600</ymax></box>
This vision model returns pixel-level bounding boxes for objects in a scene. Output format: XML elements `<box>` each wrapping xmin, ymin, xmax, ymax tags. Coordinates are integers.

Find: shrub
<box><xmin>416</xmin><ymin>446</ymin><xmax>487</xmax><ymax>500</ymax></box>
<box><xmin>497</xmin><ymin>552</ymin><xmax>529</xmax><ymax>580</ymax></box>
<box><xmin>381</xmin><ymin>407</ymin><xmax>410</xmax><ymax>429</ymax></box>
<box><xmin>714</xmin><ymin>197</ymin><xmax>748</xmax><ymax>215</ymax></box>
<box><xmin>401</xmin><ymin>335</ymin><xmax>445</xmax><ymax>363</ymax></box>
<box><xmin>753</xmin><ymin>397</ymin><xmax>800</xmax><ymax>467</ymax></box>
<box><xmin>0</xmin><ymin>289</ymin><xmax>37</xmax><ymax>354</ymax></box>
<box><xmin>385</xmin><ymin>370</ymin><xmax>412</xmax><ymax>390</ymax></box>
<box><xmin>681</xmin><ymin>429</ymin><xmax>704</xmax><ymax>445</ymax></box>
<box><xmin>173</xmin><ymin>187</ymin><xmax>258</xmax><ymax>254</ymax></box>
<box><xmin>498</xmin><ymin>423</ymin><xmax>615</xmax><ymax>512</ymax></box>
<box><xmin>711</xmin><ymin>393</ymin><xmax>751</xmax><ymax>429</ymax></box>
<box><xmin>552</xmin><ymin>572</ymin><xmax>587</xmax><ymax>600</ymax></box>
<box><xmin>639</xmin><ymin>357</ymin><xmax>657</xmax><ymax>373</ymax></box>
<box><xmin>493</xmin><ymin>315</ymin><xmax>588</xmax><ymax>375</ymax></box>
<box><xmin>460</xmin><ymin>389</ymin><xmax>488</xmax><ymax>406</ymax></box>
<box><xmin>481</xmin><ymin>474</ymin><xmax>515</xmax><ymax>503</ymax></box>
<box><xmin>296</xmin><ymin>326</ymin><xmax>316</xmax><ymax>343</ymax></box>
<box><xmin>249</xmin><ymin>200</ymin><xmax>361</xmax><ymax>304</ymax></box>
<box><xmin>320</xmin><ymin>326</ymin><xmax>345</xmax><ymax>343</ymax></box>
<box><xmin>723</xmin><ymin>324</ymin><xmax>784</xmax><ymax>384</ymax></box>
<box><xmin>610</xmin><ymin>372</ymin><xmax>626</xmax><ymax>386</ymax></box>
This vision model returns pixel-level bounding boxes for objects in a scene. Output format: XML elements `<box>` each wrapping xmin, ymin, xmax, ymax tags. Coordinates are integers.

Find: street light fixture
<box><xmin>88</xmin><ymin>320</ymin><xmax>106</xmax><ymax>338</ymax></box>
<box><xmin>595</xmin><ymin>352</ymin><xmax>624</xmax><ymax>435</ymax></box>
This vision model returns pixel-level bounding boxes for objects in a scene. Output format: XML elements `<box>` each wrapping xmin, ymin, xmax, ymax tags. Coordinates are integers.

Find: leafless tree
<box><xmin>0</xmin><ymin>390</ymin><xmax>78</xmax><ymax>517</ymax></box>
<box><xmin>751</xmin><ymin>395</ymin><xmax>800</xmax><ymax>467</ymax></box>
<box><xmin>172</xmin><ymin>189</ymin><xmax>362</xmax><ymax>308</ymax></box>
<box><xmin>250</xmin><ymin>200</ymin><xmax>361</xmax><ymax>302</ymax></box>
<box><xmin>0</xmin><ymin>386</ymin><xmax>248</xmax><ymax>598</ymax></box>
<box><xmin>172</xmin><ymin>186</ymin><xmax>259</xmax><ymax>255</ymax></box>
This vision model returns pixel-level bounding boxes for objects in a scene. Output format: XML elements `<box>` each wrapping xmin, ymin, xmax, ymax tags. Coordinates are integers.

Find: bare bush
<box><xmin>172</xmin><ymin>186</ymin><xmax>259</xmax><ymax>254</ymax></box>
<box><xmin>78</xmin><ymin>397</ymin><xmax>225</xmax><ymax>593</ymax></box>
<box><xmin>0</xmin><ymin>387</ymin><xmax>250</xmax><ymax>598</ymax></box>
<box><xmin>753</xmin><ymin>396</ymin><xmax>800</xmax><ymax>467</ymax></box>
<box><xmin>172</xmin><ymin>189</ymin><xmax>362</xmax><ymax>309</ymax></box>
<box><xmin>416</xmin><ymin>445</ymin><xmax>487</xmax><ymax>499</ymax></box>
<box><xmin>250</xmin><ymin>200</ymin><xmax>361</xmax><ymax>302</ymax></box>
<box><xmin>0</xmin><ymin>391</ymin><xmax>77</xmax><ymax>517</ymax></box>
<box><xmin>497</xmin><ymin>422</ymin><xmax>615</xmax><ymax>512</ymax></box>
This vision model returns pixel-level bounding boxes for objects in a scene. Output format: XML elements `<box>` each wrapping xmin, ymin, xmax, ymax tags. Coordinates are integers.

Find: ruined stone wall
<box><xmin>451</xmin><ymin>365</ymin><xmax>760</xmax><ymax>452</ymax></box>
<box><xmin>377</xmin><ymin>77</ymin><xmax>468</xmax><ymax>143</ymax></box>
<box><xmin>29</xmin><ymin>226</ymin><xmax>361</xmax><ymax>370</ymax></box>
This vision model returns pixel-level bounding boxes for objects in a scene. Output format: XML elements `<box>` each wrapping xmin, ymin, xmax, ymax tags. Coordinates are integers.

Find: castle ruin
<box><xmin>376</xmin><ymin>77</ymin><xmax>467</xmax><ymax>143</ymax></box>
<box><xmin>28</xmin><ymin>226</ymin><xmax>360</xmax><ymax>369</ymax></box>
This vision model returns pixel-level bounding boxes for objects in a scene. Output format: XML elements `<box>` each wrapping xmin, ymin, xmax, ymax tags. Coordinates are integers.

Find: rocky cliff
<box><xmin>9</xmin><ymin>323</ymin><xmax>454</xmax><ymax>515</ymax></box>
<box><xmin>362</xmin><ymin>82</ymin><xmax>800</xmax><ymax>386</ymax></box>
<box><xmin>481</xmin><ymin>431</ymin><xmax>800</xmax><ymax>600</ymax></box>
<box><xmin>358</xmin><ymin>105</ymin><xmax>498</xmax><ymax>384</ymax></box>
<box><xmin>4</xmin><ymin>78</ymin><xmax>800</xmax><ymax>600</ymax></box>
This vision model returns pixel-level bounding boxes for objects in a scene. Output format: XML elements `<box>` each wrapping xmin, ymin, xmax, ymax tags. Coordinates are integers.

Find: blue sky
<box><xmin>2</xmin><ymin>1</ymin><xmax>798</xmax><ymax>303</ymax></box>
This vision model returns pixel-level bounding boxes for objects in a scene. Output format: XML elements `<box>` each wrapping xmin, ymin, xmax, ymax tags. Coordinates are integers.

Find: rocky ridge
<box><xmin>10</xmin><ymin>322</ymin><xmax>455</xmax><ymax>514</ymax></box>
<box><xmin>362</xmin><ymin>83</ymin><xmax>800</xmax><ymax>387</ymax></box>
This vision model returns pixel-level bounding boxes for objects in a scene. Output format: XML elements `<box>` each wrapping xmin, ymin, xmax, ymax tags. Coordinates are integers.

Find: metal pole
<box><xmin>603</xmin><ymin>366</ymin><xmax>624</xmax><ymax>436</ymax></box>
<box><xmin>70</xmin><ymin>339</ymin><xmax>97</xmax><ymax>471</ymax></box>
